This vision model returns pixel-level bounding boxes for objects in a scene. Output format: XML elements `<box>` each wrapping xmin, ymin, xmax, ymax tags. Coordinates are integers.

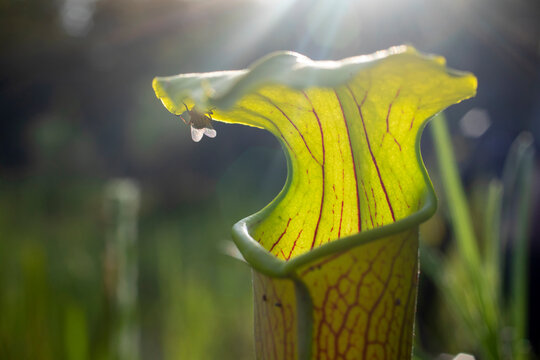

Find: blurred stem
<box><xmin>104</xmin><ymin>179</ymin><xmax>141</xmax><ymax>360</ymax></box>
<box><xmin>484</xmin><ymin>180</ymin><xmax>503</xmax><ymax>305</ymax></box>
<box><xmin>510</xmin><ymin>136</ymin><xmax>534</xmax><ymax>360</ymax></box>
<box><xmin>429</xmin><ymin>113</ymin><xmax>481</xmax><ymax>271</ymax></box>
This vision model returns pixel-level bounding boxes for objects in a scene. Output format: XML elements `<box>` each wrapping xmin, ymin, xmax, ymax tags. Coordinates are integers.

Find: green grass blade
<box><xmin>429</xmin><ymin>113</ymin><xmax>482</xmax><ymax>271</ymax></box>
<box><xmin>508</xmin><ymin>134</ymin><xmax>535</xmax><ymax>360</ymax></box>
<box><xmin>483</xmin><ymin>180</ymin><xmax>503</xmax><ymax>305</ymax></box>
<box><xmin>501</xmin><ymin>133</ymin><xmax>534</xmax><ymax>255</ymax></box>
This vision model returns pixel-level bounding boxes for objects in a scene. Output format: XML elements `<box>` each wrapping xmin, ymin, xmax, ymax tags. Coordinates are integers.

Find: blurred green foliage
<box><xmin>417</xmin><ymin>115</ymin><xmax>536</xmax><ymax>360</ymax></box>
<box><xmin>0</xmin><ymin>175</ymin><xmax>259</xmax><ymax>359</ymax></box>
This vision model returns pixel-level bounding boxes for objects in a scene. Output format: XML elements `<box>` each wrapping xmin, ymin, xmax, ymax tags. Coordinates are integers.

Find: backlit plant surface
<box><xmin>153</xmin><ymin>45</ymin><xmax>478</xmax><ymax>360</ymax></box>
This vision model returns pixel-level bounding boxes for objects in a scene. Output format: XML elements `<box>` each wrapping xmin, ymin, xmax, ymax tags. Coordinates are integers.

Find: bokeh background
<box><xmin>1</xmin><ymin>0</ymin><xmax>539</xmax><ymax>359</ymax></box>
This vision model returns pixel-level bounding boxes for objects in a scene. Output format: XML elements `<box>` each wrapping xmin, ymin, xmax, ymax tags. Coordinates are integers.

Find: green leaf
<box><xmin>153</xmin><ymin>46</ymin><xmax>476</xmax><ymax>359</ymax></box>
<box><xmin>506</xmin><ymin>133</ymin><xmax>535</xmax><ymax>360</ymax></box>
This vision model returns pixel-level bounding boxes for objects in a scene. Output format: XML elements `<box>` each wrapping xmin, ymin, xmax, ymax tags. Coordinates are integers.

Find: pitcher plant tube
<box><xmin>153</xmin><ymin>46</ymin><xmax>477</xmax><ymax>360</ymax></box>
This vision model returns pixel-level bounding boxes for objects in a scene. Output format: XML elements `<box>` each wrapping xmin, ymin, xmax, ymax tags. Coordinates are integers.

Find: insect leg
<box><xmin>178</xmin><ymin>114</ymin><xmax>188</xmax><ymax>124</ymax></box>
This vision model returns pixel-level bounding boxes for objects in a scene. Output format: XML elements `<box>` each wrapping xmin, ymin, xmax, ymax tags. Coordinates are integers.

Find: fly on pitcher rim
<box><xmin>178</xmin><ymin>103</ymin><xmax>217</xmax><ymax>142</ymax></box>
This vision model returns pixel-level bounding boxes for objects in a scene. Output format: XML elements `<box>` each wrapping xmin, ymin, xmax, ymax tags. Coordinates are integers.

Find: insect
<box><xmin>178</xmin><ymin>102</ymin><xmax>217</xmax><ymax>142</ymax></box>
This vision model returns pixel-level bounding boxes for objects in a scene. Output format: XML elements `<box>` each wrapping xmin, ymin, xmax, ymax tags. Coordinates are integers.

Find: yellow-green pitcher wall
<box><xmin>153</xmin><ymin>46</ymin><xmax>477</xmax><ymax>359</ymax></box>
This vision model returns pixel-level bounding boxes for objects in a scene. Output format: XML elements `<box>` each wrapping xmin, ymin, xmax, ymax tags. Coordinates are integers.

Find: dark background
<box><xmin>1</xmin><ymin>0</ymin><xmax>539</xmax><ymax>358</ymax></box>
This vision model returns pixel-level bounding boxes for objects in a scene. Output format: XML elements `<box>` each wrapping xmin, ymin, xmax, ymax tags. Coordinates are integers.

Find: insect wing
<box><xmin>190</xmin><ymin>126</ymin><xmax>205</xmax><ymax>142</ymax></box>
<box><xmin>204</xmin><ymin>127</ymin><xmax>217</xmax><ymax>138</ymax></box>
